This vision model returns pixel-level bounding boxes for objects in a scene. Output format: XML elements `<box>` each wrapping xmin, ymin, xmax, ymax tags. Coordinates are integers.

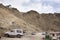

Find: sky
<box><xmin>0</xmin><ymin>0</ymin><xmax>60</xmax><ymax>13</ymax></box>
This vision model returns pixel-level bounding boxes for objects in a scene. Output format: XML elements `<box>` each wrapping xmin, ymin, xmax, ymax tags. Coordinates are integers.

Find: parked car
<box><xmin>31</xmin><ymin>32</ymin><xmax>36</xmax><ymax>35</ymax></box>
<box><xmin>4</xmin><ymin>29</ymin><xmax>24</xmax><ymax>38</ymax></box>
<box><xmin>36</xmin><ymin>32</ymin><xmax>46</xmax><ymax>39</ymax></box>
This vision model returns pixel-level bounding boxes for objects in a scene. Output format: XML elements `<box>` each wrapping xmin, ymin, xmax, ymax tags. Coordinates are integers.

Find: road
<box><xmin>0</xmin><ymin>35</ymin><xmax>43</xmax><ymax>40</ymax></box>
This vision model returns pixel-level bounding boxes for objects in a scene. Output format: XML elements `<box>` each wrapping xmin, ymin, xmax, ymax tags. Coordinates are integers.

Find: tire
<box><xmin>0</xmin><ymin>37</ymin><xmax>1</xmax><ymax>38</ymax></box>
<box><xmin>17</xmin><ymin>34</ymin><xmax>21</xmax><ymax>38</ymax></box>
<box><xmin>5</xmin><ymin>34</ymin><xmax>9</xmax><ymax>37</ymax></box>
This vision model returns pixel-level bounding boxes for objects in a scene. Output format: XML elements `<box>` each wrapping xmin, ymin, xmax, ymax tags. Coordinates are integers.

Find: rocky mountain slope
<box><xmin>14</xmin><ymin>10</ymin><xmax>60</xmax><ymax>31</ymax></box>
<box><xmin>0</xmin><ymin>4</ymin><xmax>40</xmax><ymax>35</ymax></box>
<box><xmin>0</xmin><ymin>4</ymin><xmax>60</xmax><ymax>35</ymax></box>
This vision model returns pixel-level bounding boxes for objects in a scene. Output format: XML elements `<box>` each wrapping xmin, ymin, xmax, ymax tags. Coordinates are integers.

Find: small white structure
<box><xmin>35</xmin><ymin>31</ymin><xmax>60</xmax><ymax>40</ymax></box>
<box><xmin>49</xmin><ymin>32</ymin><xmax>60</xmax><ymax>40</ymax></box>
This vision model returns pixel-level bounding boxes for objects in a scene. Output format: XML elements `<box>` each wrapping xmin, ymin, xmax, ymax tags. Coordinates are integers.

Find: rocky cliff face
<box><xmin>0</xmin><ymin>4</ymin><xmax>60</xmax><ymax>35</ymax></box>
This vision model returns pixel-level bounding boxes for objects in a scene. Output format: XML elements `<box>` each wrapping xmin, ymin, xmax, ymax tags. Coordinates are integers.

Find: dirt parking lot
<box><xmin>0</xmin><ymin>35</ymin><xmax>43</xmax><ymax>40</ymax></box>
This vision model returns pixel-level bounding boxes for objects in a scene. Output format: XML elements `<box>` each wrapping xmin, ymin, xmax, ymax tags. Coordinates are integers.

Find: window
<box><xmin>11</xmin><ymin>30</ymin><xmax>14</xmax><ymax>32</ymax></box>
<box><xmin>57</xmin><ymin>33</ymin><xmax>60</xmax><ymax>36</ymax></box>
<box><xmin>17</xmin><ymin>30</ymin><xmax>21</xmax><ymax>33</ymax></box>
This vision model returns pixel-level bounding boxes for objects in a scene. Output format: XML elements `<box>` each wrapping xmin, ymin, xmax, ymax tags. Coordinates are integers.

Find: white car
<box><xmin>4</xmin><ymin>29</ymin><xmax>24</xmax><ymax>38</ymax></box>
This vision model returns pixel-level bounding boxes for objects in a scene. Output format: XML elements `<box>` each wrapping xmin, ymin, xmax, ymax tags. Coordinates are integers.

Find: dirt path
<box><xmin>0</xmin><ymin>35</ymin><xmax>43</xmax><ymax>40</ymax></box>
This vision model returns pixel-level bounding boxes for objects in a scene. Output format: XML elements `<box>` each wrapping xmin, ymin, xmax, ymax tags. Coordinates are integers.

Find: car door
<box><xmin>9</xmin><ymin>30</ymin><xmax>16</xmax><ymax>35</ymax></box>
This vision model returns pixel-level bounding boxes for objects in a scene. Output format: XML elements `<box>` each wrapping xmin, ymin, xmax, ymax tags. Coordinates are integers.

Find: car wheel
<box><xmin>0</xmin><ymin>36</ymin><xmax>1</xmax><ymax>38</ymax></box>
<box><xmin>17</xmin><ymin>34</ymin><xmax>21</xmax><ymax>38</ymax></box>
<box><xmin>5</xmin><ymin>34</ymin><xmax>9</xmax><ymax>37</ymax></box>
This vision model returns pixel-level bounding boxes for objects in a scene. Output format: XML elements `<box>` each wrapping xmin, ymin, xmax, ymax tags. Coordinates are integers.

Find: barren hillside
<box><xmin>0</xmin><ymin>4</ymin><xmax>60</xmax><ymax>35</ymax></box>
<box><xmin>14</xmin><ymin>10</ymin><xmax>60</xmax><ymax>31</ymax></box>
<box><xmin>21</xmin><ymin>12</ymin><xmax>60</xmax><ymax>31</ymax></box>
<box><xmin>0</xmin><ymin>4</ymin><xmax>41</xmax><ymax>35</ymax></box>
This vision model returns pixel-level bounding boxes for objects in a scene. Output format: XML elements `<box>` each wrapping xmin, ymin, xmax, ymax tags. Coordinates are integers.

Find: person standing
<box><xmin>45</xmin><ymin>32</ymin><xmax>51</xmax><ymax>40</ymax></box>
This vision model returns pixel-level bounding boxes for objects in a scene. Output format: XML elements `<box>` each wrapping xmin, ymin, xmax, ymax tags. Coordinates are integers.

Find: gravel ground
<box><xmin>0</xmin><ymin>35</ymin><xmax>43</xmax><ymax>40</ymax></box>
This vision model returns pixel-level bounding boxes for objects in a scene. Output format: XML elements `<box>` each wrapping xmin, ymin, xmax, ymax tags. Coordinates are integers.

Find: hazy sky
<box><xmin>0</xmin><ymin>0</ymin><xmax>60</xmax><ymax>13</ymax></box>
